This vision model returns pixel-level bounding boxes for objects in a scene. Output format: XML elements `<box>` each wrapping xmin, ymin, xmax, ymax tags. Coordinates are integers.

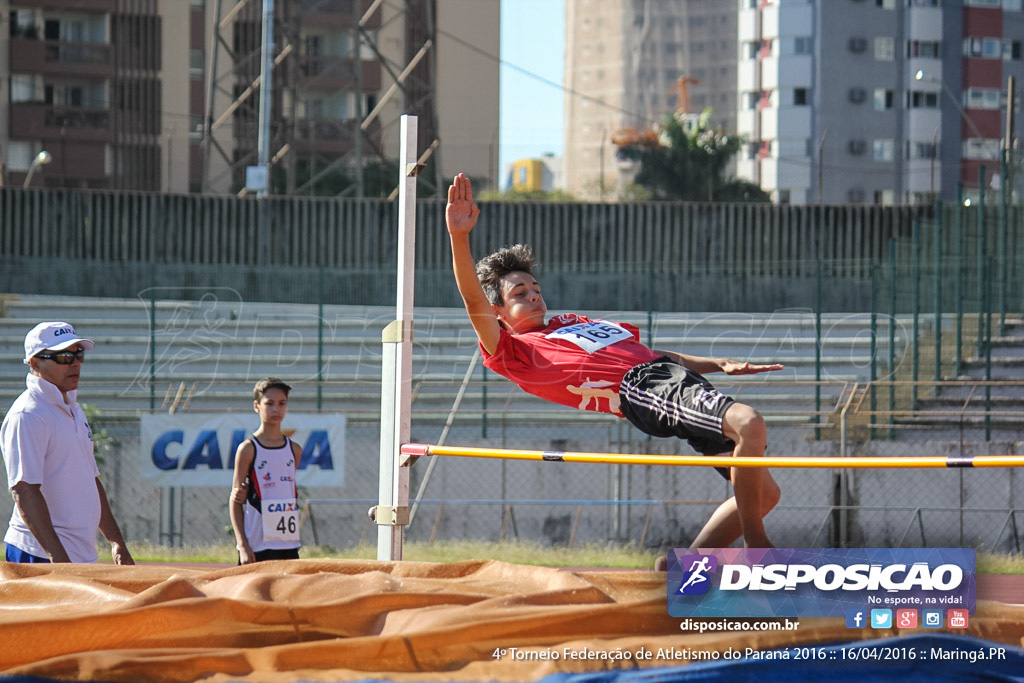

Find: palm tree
<box><xmin>618</xmin><ymin>110</ymin><xmax>769</xmax><ymax>203</ymax></box>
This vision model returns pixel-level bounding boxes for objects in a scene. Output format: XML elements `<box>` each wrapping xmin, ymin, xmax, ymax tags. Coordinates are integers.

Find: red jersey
<box><xmin>481</xmin><ymin>313</ymin><xmax>662</xmax><ymax>417</ymax></box>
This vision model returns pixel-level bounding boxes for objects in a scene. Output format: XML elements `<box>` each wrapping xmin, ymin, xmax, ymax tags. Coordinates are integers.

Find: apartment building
<box><xmin>563</xmin><ymin>0</ymin><xmax>738</xmax><ymax>199</ymax></box>
<box><xmin>3</xmin><ymin>0</ymin><xmax>161</xmax><ymax>190</ymax></box>
<box><xmin>2</xmin><ymin>0</ymin><xmax>498</xmax><ymax>194</ymax></box>
<box><xmin>736</xmin><ymin>0</ymin><xmax>1024</xmax><ymax>205</ymax></box>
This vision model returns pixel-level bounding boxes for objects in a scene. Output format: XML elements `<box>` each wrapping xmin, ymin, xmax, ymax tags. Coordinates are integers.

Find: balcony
<box><xmin>293</xmin><ymin>118</ymin><xmax>357</xmax><ymax>154</ymax></box>
<box><xmin>13</xmin><ymin>0</ymin><xmax>115</xmax><ymax>11</ymax></box>
<box><xmin>291</xmin><ymin>117</ymin><xmax>382</xmax><ymax>154</ymax></box>
<box><xmin>9</xmin><ymin>37</ymin><xmax>113</xmax><ymax>78</ymax></box>
<box><xmin>9</xmin><ymin>103</ymin><xmax>113</xmax><ymax>143</ymax></box>
<box><xmin>298</xmin><ymin>57</ymin><xmax>381</xmax><ymax>91</ymax></box>
<box><xmin>298</xmin><ymin>0</ymin><xmax>382</xmax><ymax>29</ymax></box>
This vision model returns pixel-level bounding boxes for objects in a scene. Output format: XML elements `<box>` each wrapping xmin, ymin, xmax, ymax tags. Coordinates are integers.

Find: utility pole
<box><xmin>1006</xmin><ymin>76</ymin><xmax>1016</xmax><ymax>201</ymax></box>
<box><xmin>255</xmin><ymin>0</ymin><xmax>275</xmax><ymax>197</ymax></box>
<box><xmin>817</xmin><ymin>130</ymin><xmax>827</xmax><ymax>204</ymax></box>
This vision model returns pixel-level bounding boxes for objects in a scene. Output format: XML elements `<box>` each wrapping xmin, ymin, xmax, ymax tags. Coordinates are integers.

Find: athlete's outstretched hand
<box><xmin>721</xmin><ymin>360</ymin><xmax>785</xmax><ymax>375</ymax></box>
<box><xmin>446</xmin><ymin>173</ymin><xmax>480</xmax><ymax>236</ymax></box>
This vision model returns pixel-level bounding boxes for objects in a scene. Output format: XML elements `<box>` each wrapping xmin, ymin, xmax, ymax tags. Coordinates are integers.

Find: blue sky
<box><xmin>498</xmin><ymin>0</ymin><xmax>565</xmax><ymax>177</ymax></box>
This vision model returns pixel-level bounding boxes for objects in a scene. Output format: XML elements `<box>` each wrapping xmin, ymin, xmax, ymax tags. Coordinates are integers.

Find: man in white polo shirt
<box><xmin>1</xmin><ymin>322</ymin><xmax>134</xmax><ymax>564</ymax></box>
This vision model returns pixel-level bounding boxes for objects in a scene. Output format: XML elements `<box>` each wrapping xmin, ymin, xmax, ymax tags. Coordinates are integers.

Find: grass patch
<box><xmin>977</xmin><ymin>552</ymin><xmax>1024</xmax><ymax>575</ymax></box>
<box><xmin>122</xmin><ymin>542</ymin><xmax>1024</xmax><ymax>574</ymax></box>
<box><xmin>126</xmin><ymin>540</ymin><xmax>659</xmax><ymax>568</ymax></box>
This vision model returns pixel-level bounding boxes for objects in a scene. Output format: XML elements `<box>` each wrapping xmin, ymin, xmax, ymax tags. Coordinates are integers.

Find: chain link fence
<box><xmin>0</xmin><ymin>246</ymin><xmax>1022</xmax><ymax>556</ymax></box>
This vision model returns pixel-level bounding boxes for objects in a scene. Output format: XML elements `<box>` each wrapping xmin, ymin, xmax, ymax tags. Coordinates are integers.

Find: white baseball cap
<box><xmin>23</xmin><ymin>322</ymin><xmax>95</xmax><ymax>364</ymax></box>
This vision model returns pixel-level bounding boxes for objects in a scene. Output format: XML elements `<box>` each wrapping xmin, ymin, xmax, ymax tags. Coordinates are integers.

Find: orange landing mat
<box><xmin>1</xmin><ymin>559</ymin><xmax>1022</xmax><ymax>682</ymax></box>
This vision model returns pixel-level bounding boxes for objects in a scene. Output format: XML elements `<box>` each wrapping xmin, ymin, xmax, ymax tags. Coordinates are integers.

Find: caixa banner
<box><xmin>140</xmin><ymin>413</ymin><xmax>345</xmax><ymax>488</ymax></box>
<box><xmin>667</xmin><ymin>548</ymin><xmax>975</xmax><ymax>618</ymax></box>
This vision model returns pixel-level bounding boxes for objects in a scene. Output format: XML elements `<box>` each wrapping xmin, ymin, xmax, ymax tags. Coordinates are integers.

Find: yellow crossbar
<box><xmin>400</xmin><ymin>444</ymin><xmax>1024</xmax><ymax>469</ymax></box>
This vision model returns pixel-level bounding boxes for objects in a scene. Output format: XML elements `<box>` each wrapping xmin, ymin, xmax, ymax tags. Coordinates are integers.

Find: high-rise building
<box><xmin>563</xmin><ymin>0</ymin><xmax>738</xmax><ymax>199</ymax></box>
<box><xmin>1</xmin><ymin>0</ymin><xmax>499</xmax><ymax>195</ymax></box>
<box><xmin>736</xmin><ymin>0</ymin><xmax>1023</xmax><ymax>205</ymax></box>
<box><xmin>4</xmin><ymin>0</ymin><xmax>162</xmax><ymax>190</ymax></box>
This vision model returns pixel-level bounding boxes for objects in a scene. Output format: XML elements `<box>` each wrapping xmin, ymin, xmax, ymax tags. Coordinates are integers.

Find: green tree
<box><xmin>618</xmin><ymin>110</ymin><xmax>770</xmax><ymax>203</ymax></box>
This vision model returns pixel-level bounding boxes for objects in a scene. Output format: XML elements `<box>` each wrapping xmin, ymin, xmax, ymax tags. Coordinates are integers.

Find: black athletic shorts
<box><xmin>237</xmin><ymin>547</ymin><xmax>301</xmax><ymax>565</ymax></box>
<box><xmin>619</xmin><ymin>357</ymin><xmax>736</xmax><ymax>479</ymax></box>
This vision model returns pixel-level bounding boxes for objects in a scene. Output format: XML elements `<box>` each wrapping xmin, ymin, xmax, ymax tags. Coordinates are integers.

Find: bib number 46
<box><xmin>262</xmin><ymin>498</ymin><xmax>300</xmax><ymax>543</ymax></box>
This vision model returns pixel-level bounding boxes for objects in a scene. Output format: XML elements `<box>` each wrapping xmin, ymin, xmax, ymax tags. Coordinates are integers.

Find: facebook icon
<box><xmin>845</xmin><ymin>609</ymin><xmax>866</xmax><ymax>629</ymax></box>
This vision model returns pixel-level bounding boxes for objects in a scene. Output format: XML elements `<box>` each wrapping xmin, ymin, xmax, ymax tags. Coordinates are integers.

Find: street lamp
<box><xmin>22</xmin><ymin>150</ymin><xmax>52</xmax><ymax>188</ymax></box>
<box><xmin>915</xmin><ymin>70</ymin><xmax>993</xmax><ymax>150</ymax></box>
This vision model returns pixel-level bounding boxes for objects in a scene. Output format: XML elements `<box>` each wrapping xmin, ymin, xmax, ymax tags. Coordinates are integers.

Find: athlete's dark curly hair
<box><xmin>475</xmin><ymin>244</ymin><xmax>537</xmax><ymax>306</ymax></box>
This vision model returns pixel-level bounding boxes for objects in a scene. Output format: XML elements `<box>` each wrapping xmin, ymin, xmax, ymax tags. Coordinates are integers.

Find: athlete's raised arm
<box><xmin>446</xmin><ymin>173</ymin><xmax>501</xmax><ymax>354</ymax></box>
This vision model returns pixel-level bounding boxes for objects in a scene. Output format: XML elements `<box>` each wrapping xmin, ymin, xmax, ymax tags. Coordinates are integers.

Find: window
<box><xmin>189</xmin><ymin>49</ymin><xmax>204</xmax><ymax>79</ymax></box>
<box><xmin>11</xmin><ymin>10</ymin><xmax>37</xmax><ymax>37</ymax></box>
<box><xmin>794</xmin><ymin>36</ymin><xmax>813</xmax><ymax>54</ymax></box>
<box><xmin>874</xmin><ymin>88</ymin><xmax>894</xmax><ymax>110</ymax></box>
<box><xmin>908</xmin><ymin>40</ymin><xmax>940</xmax><ymax>57</ymax></box>
<box><xmin>64</xmin><ymin>21</ymin><xmax>84</xmax><ymax>42</ymax></box>
<box><xmin>794</xmin><ymin>87</ymin><xmax>809</xmax><ymax>105</ymax></box>
<box><xmin>1004</xmin><ymin>0</ymin><xmax>1023</xmax><ymax>9</ymax></box>
<box><xmin>877</xmin><ymin>0</ymin><xmax>896</xmax><ymax>7</ymax></box>
<box><xmin>909</xmin><ymin>90</ymin><xmax>939</xmax><ymax>108</ymax></box>
<box><xmin>875</xmin><ymin>189</ymin><xmax>895</xmax><ymax>205</ymax></box>
<box><xmin>963</xmin><ymin>138</ymin><xmax>1001</xmax><ymax>160</ymax></box>
<box><xmin>910</xmin><ymin>0</ymin><xmax>940</xmax><ymax>6</ymax></box>
<box><xmin>873</xmin><ymin>138</ymin><xmax>895</xmax><ymax>161</ymax></box>
<box><xmin>7</xmin><ymin>142</ymin><xmax>37</xmax><ymax>171</ymax></box>
<box><xmin>965</xmin><ymin>88</ymin><xmax>1001</xmax><ymax>109</ymax></box>
<box><xmin>965</xmin><ymin>37</ymin><xmax>1002</xmax><ymax>58</ymax></box>
<box><xmin>305</xmin><ymin>35</ymin><xmax>322</xmax><ymax>57</ymax></box>
<box><xmin>910</xmin><ymin>140</ymin><xmax>938</xmax><ymax>159</ymax></box>
<box><xmin>11</xmin><ymin>75</ymin><xmax>36</xmax><ymax>103</ymax></box>
<box><xmin>875</xmin><ymin>36</ymin><xmax>895</xmax><ymax>61</ymax></box>
<box><xmin>965</xmin><ymin>0</ymin><xmax>999</xmax><ymax>5</ymax></box>
<box><xmin>1004</xmin><ymin>40</ymin><xmax>1022</xmax><ymax>60</ymax></box>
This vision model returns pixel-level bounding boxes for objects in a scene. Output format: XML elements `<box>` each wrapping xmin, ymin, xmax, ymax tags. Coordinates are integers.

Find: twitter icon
<box><xmin>870</xmin><ymin>609</ymin><xmax>893</xmax><ymax>628</ymax></box>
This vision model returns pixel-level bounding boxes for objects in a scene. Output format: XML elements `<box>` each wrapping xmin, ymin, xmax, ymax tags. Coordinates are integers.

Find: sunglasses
<box><xmin>35</xmin><ymin>349</ymin><xmax>86</xmax><ymax>365</ymax></box>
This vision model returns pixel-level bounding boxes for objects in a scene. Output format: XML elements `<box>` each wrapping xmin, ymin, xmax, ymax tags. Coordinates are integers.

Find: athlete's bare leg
<box><xmin>690</xmin><ymin>403</ymin><xmax>779</xmax><ymax>548</ymax></box>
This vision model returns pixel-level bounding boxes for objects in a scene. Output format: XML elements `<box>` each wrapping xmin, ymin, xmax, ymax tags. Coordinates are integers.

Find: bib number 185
<box><xmin>546</xmin><ymin>321</ymin><xmax>631</xmax><ymax>354</ymax></box>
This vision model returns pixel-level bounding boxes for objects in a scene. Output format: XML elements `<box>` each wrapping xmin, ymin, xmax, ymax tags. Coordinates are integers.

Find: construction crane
<box><xmin>673</xmin><ymin>76</ymin><xmax>701</xmax><ymax>115</ymax></box>
<box><xmin>612</xmin><ymin>75</ymin><xmax>702</xmax><ymax>149</ymax></box>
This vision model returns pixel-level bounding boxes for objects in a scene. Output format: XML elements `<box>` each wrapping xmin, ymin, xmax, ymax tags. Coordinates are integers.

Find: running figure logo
<box><xmin>677</xmin><ymin>554</ymin><xmax>718</xmax><ymax>595</ymax></box>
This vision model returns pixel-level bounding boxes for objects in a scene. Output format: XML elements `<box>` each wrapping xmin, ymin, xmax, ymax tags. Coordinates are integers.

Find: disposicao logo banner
<box><xmin>667</xmin><ymin>548</ymin><xmax>975</xmax><ymax>618</ymax></box>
